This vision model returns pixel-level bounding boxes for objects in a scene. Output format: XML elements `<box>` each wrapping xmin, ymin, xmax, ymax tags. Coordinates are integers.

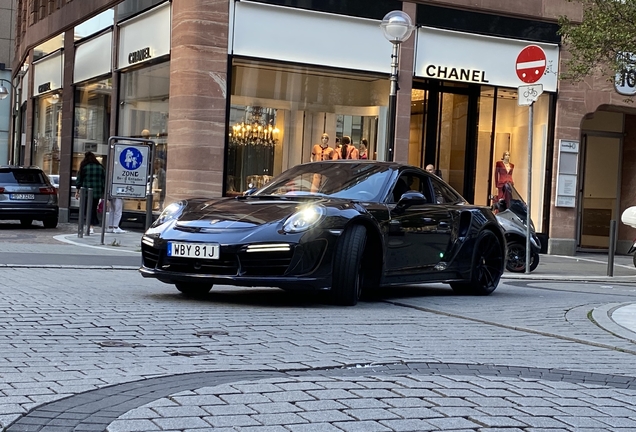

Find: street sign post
<box><xmin>516</xmin><ymin>45</ymin><xmax>547</xmax><ymax>273</ymax></box>
<box><xmin>517</xmin><ymin>84</ymin><xmax>543</xmax><ymax>106</ymax></box>
<box><xmin>100</xmin><ymin>136</ymin><xmax>156</xmax><ymax>245</ymax></box>
<box><xmin>111</xmin><ymin>145</ymin><xmax>150</xmax><ymax>199</ymax></box>
<box><xmin>516</xmin><ymin>45</ymin><xmax>547</xmax><ymax>84</ymax></box>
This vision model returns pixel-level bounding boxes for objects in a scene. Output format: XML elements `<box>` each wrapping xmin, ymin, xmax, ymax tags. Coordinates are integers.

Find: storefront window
<box><xmin>408</xmin><ymin>84</ymin><xmax>550</xmax><ymax>232</ymax></box>
<box><xmin>33</xmin><ymin>93</ymin><xmax>62</xmax><ymax>176</ymax></box>
<box><xmin>71</xmin><ymin>79</ymin><xmax>112</xmax><ymax>207</ymax></box>
<box><xmin>118</xmin><ymin>61</ymin><xmax>169</xmax><ymax>211</ymax></box>
<box><xmin>227</xmin><ymin>59</ymin><xmax>388</xmax><ymax>195</ymax></box>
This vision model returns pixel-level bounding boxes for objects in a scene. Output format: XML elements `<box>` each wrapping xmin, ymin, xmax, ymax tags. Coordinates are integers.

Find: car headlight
<box><xmin>152</xmin><ymin>201</ymin><xmax>186</xmax><ymax>227</ymax></box>
<box><xmin>283</xmin><ymin>205</ymin><xmax>325</xmax><ymax>233</ymax></box>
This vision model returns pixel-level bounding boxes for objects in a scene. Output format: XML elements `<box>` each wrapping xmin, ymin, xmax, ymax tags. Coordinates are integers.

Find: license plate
<box><xmin>167</xmin><ymin>242</ymin><xmax>219</xmax><ymax>259</ymax></box>
<box><xmin>10</xmin><ymin>194</ymin><xmax>35</xmax><ymax>200</ymax></box>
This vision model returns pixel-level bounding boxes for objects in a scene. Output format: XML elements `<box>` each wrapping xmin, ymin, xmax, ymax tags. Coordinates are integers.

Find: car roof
<box><xmin>0</xmin><ymin>165</ymin><xmax>44</xmax><ymax>170</ymax></box>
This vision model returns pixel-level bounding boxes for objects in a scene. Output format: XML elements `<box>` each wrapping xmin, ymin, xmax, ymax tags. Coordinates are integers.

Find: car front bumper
<box><xmin>139</xmin><ymin>232</ymin><xmax>338</xmax><ymax>290</ymax></box>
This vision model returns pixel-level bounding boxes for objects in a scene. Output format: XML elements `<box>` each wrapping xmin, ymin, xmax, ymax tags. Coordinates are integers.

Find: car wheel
<box><xmin>20</xmin><ymin>219</ymin><xmax>33</xmax><ymax>227</ymax></box>
<box><xmin>43</xmin><ymin>217</ymin><xmax>58</xmax><ymax>229</ymax></box>
<box><xmin>451</xmin><ymin>230</ymin><xmax>504</xmax><ymax>295</ymax></box>
<box><xmin>505</xmin><ymin>241</ymin><xmax>539</xmax><ymax>273</ymax></box>
<box><xmin>529</xmin><ymin>251</ymin><xmax>540</xmax><ymax>272</ymax></box>
<box><xmin>331</xmin><ymin>224</ymin><xmax>367</xmax><ymax>306</ymax></box>
<box><xmin>175</xmin><ymin>282</ymin><xmax>213</xmax><ymax>298</ymax></box>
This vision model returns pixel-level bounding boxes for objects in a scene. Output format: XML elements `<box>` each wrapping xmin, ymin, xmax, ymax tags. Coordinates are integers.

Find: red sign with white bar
<box><xmin>516</xmin><ymin>45</ymin><xmax>546</xmax><ymax>84</ymax></box>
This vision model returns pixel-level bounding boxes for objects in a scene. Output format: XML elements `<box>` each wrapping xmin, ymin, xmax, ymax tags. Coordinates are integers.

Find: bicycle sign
<box><xmin>111</xmin><ymin>144</ymin><xmax>150</xmax><ymax>198</ymax></box>
<box><xmin>517</xmin><ymin>84</ymin><xmax>543</xmax><ymax>106</ymax></box>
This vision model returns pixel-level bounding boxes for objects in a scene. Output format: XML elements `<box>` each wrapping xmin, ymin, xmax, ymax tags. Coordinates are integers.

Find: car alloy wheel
<box><xmin>332</xmin><ymin>224</ymin><xmax>367</xmax><ymax>306</ymax></box>
<box><xmin>451</xmin><ymin>230</ymin><xmax>503</xmax><ymax>296</ymax></box>
<box><xmin>505</xmin><ymin>241</ymin><xmax>539</xmax><ymax>273</ymax></box>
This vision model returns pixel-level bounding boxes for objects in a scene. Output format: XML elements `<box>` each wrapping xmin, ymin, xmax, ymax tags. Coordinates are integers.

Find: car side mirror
<box><xmin>396</xmin><ymin>191</ymin><xmax>427</xmax><ymax>210</ymax></box>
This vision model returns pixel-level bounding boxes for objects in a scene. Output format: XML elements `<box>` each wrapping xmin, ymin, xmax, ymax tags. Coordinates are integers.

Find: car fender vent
<box><xmin>458</xmin><ymin>211</ymin><xmax>473</xmax><ymax>238</ymax></box>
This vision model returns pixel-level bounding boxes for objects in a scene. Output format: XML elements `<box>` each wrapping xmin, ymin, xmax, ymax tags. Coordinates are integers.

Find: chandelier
<box><xmin>230</xmin><ymin>106</ymin><xmax>280</xmax><ymax>146</ymax></box>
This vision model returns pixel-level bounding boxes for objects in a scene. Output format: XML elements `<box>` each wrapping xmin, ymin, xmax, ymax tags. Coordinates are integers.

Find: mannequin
<box><xmin>495</xmin><ymin>151</ymin><xmax>514</xmax><ymax>199</ymax></box>
<box><xmin>311</xmin><ymin>133</ymin><xmax>336</xmax><ymax>161</ymax></box>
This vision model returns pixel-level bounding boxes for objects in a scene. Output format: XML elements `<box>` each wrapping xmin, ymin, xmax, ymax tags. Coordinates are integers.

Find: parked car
<box><xmin>0</xmin><ymin>166</ymin><xmax>59</xmax><ymax>228</ymax></box>
<box><xmin>139</xmin><ymin>161</ymin><xmax>506</xmax><ymax>305</ymax></box>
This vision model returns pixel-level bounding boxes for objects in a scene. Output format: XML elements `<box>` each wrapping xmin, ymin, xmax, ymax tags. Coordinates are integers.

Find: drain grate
<box><xmin>195</xmin><ymin>329</ymin><xmax>229</xmax><ymax>338</ymax></box>
<box><xmin>97</xmin><ymin>340</ymin><xmax>144</xmax><ymax>348</ymax></box>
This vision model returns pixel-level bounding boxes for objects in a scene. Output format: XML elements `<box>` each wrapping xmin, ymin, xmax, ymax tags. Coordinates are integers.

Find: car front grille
<box><xmin>141</xmin><ymin>244</ymin><xmax>160</xmax><ymax>269</ymax></box>
<box><xmin>144</xmin><ymin>244</ymin><xmax>294</xmax><ymax>277</ymax></box>
<box><xmin>238</xmin><ymin>251</ymin><xmax>294</xmax><ymax>277</ymax></box>
<box><xmin>160</xmin><ymin>252</ymin><xmax>239</xmax><ymax>276</ymax></box>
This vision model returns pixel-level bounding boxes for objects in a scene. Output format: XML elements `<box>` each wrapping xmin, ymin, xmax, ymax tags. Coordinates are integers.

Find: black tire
<box><xmin>331</xmin><ymin>224</ymin><xmax>367</xmax><ymax>306</ymax></box>
<box><xmin>633</xmin><ymin>253</ymin><xmax>636</xmax><ymax>268</ymax></box>
<box><xmin>175</xmin><ymin>282</ymin><xmax>213</xmax><ymax>298</ymax></box>
<box><xmin>19</xmin><ymin>219</ymin><xmax>33</xmax><ymax>227</ymax></box>
<box><xmin>451</xmin><ymin>230</ymin><xmax>504</xmax><ymax>296</ymax></box>
<box><xmin>505</xmin><ymin>241</ymin><xmax>539</xmax><ymax>273</ymax></box>
<box><xmin>43</xmin><ymin>217</ymin><xmax>58</xmax><ymax>229</ymax></box>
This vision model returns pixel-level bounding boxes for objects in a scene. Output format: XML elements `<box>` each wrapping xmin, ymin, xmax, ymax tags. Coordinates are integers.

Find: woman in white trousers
<box><xmin>107</xmin><ymin>198</ymin><xmax>127</xmax><ymax>233</ymax></box>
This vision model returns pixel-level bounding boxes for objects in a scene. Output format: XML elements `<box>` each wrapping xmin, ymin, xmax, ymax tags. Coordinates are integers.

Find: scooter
<box><xmin>493</xmin><ymin>183</ymin><xmax>541</xmax><ymax>273</ymax></box>
<box><xmin>620</xmin><ymin>206</ymin><xmax>636</xmax><ymax>267</ymax></box>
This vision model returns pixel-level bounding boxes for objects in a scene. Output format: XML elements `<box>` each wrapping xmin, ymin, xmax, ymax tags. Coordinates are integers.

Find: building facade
<box><xmin>0</xmin><ymin>0</ymin><xmax>17</xmax><ymax>165</ymax></box>
<box><xmin>9</xmin><ymin>0</ymin><xmax>636</xmax><ymax>255</ymax></box>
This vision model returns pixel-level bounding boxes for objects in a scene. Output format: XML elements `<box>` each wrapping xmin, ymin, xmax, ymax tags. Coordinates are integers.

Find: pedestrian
<box><xmin>107</xmin><ymin>197</ymin><xmax>126</xmax><ymax>233</ymax></box>
<box><xmin>75</xmin><ymin>151</ymin><xmax>106</xmax><ymax>234</ymax></box>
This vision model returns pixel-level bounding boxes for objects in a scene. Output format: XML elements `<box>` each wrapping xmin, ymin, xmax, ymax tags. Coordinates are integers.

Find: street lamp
<box><xmin>0</xmin><ymin>79</ymin><xmax>11</xmax><ymax>100</ymax></box>
<box><xmin>380</xmin><ymin>10</ymin><xmax>414</xmax><ymax>162</ymax></box>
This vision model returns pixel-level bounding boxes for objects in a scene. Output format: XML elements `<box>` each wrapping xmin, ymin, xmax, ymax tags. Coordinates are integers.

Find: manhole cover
<box><xmin>167</xmin><ymin>349</ymin><xmax>210</xmax><ymax>357</ymax></box>
<box><xmin>97</xmin><ymin>340</ymin><xmax>143</xmax><ymax>348</ymax></box>
<box><xmin>195</xmin><ymin>330</ymin><xmax>229</xmax><ymax>337</ymax></box>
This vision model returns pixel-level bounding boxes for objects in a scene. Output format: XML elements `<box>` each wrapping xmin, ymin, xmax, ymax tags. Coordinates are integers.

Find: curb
<box><xmin>53</xmin><ymin>234</ymin><xmax>140</xmax><ymax>254</ymax></box>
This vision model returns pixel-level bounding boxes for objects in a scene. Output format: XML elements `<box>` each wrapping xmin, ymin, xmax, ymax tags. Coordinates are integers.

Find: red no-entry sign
<box><xmin>516</xmin><ymin>45</ymin><xmax>546</xmax><ymax>84</ymax></box>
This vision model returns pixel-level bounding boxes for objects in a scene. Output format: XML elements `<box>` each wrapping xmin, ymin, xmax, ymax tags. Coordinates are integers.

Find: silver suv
<box><xmin>0</xmin><ymin>166</ymin><xmax>59</xmax><ymax>228</ymax></box>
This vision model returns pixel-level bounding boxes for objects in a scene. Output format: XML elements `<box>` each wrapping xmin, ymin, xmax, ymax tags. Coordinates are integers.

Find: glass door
<box><xmin>578</xmin><ymin>134</ymin><xmax>622</xmax><ymax>249</ymax></box>
<box><xmin>411</xmin><ymin>81</ymin><xmax>479</xmax><ymax>202</ymax></box>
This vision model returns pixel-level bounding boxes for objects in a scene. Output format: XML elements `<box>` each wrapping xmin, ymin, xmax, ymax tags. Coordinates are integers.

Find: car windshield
<box><xmin>254</xmin><ymin>162</ymin><xmax>392</xmax><ymax>201</ymax></box>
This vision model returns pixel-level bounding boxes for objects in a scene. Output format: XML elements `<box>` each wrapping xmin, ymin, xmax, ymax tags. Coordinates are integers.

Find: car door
<box><xmin>384</xmin><ymin>171</ymin><xmax>453</xmax><ymax>275</ymax></box>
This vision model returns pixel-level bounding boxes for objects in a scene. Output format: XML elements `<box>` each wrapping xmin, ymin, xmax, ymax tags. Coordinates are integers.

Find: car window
<box><xmin>256</xmin><ymin>163</ymin><xmax>392</xmax><ymax>201</ymax></box>
<box><xmin>430</xmin><ymin>177</ymin><xmax>463</xmax><ymax>204</ymax></box>
<box><xmin>388</xmin><ymin>172</ymin><xmax>433</xmax><ymax>204</ymax></box>
<box><xmin>0</xmin><ymin>169</ymin><xmax>46</xmax><ymax>185</ymax></box>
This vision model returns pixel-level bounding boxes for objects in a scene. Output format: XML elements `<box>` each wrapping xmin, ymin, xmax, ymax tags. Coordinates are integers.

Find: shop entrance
<box><xmin>410</xmin><ymin>81</ymin><xmax>480</xmax><ymax>202</ymax></box>
<box><xmin>577</xmin><ymin>132</ymin><xmax>623</xmax><ymax>250</ymax></box>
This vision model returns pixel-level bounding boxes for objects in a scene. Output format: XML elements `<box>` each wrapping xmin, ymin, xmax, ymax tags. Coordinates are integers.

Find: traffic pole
<box><xmin>525</xmin><ymin>102</ymin><xmax>534</xmax><ymax>274</ymax></box>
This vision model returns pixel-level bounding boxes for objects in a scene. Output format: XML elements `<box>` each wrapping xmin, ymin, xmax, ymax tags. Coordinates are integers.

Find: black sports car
<box><xmin>140</xmin><ymin>161</ymin><xmax>505</xmax><ymax>305</ymax></box>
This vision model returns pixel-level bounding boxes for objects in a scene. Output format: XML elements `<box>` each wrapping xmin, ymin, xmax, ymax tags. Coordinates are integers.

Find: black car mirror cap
<box><xmin>396</xmin><ymin>191</ymin><xmax>427</xmax><ymax>210</ymax></box>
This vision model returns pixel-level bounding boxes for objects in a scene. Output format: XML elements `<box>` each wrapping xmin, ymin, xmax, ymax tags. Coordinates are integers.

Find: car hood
<box><xmin>175</xmin><ymin>197</ymin><xmax>321</xmax><ymax>229</ymax></box>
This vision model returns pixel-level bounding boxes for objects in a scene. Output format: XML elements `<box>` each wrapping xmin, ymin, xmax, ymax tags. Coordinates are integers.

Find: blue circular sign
<box><xmin>119</xmin><ymin>147</ymin><xmax>143</xmax><ymax>170</ymax></box>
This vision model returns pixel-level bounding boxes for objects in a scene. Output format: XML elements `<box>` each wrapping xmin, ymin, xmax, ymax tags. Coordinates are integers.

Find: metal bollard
<box><xmin>85</xmin><ymin>188</ymin><xmax>94</xmax><ymax>236</ymax></box>
<box><xmin>607</xmin><ymin>219</ymin><xmax>617</xmax><ymax>277</ymax></box>
<box><xmin>77</xmin><ymin>188</ymin><xmax>86</xmax><ymax>238</ymax></box>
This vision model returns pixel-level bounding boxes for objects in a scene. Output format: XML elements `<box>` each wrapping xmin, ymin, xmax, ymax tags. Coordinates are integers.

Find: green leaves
<box><xmin>559</xmin><ymin>0</ymin><xmax>636</xmax><ymax>82</ymax></box>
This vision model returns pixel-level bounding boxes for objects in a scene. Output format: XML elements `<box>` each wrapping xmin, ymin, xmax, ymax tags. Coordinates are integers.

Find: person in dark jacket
<box><xmin>74</xmin><ymin>152</ymin><xmax>105</xmax><ymax>234</ymax></box>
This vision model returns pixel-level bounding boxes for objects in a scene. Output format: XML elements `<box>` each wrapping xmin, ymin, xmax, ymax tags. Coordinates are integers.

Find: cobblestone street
<box><xmin>2</xmin><ymin>263</ymin><xmax>636</xmax><ymax>431</ymax></box>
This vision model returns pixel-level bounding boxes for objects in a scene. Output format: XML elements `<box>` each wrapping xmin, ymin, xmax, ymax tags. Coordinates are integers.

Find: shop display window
<box><xmin>408</xmin><ymin>84</ymin><xmax>550</xmax><ymax>232</ymax></box>
<box><xmin>118</xmin><ymin>62</ymin><xmax>169</xmax><ymax>212</ymax></box>
<box><xmin>33</xmin><ymin>92</ymin><xmax>62</xmax><ymax>177</ymax></box>
<box><xmin>227</xmin><ymin>59</ymin><xmax>388</xmax><ymax>195</ymax></box>
<box><xmin>71</xmin><ymin>79</ymin><xmax>112</xmax><ymax>208</ymax></box>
